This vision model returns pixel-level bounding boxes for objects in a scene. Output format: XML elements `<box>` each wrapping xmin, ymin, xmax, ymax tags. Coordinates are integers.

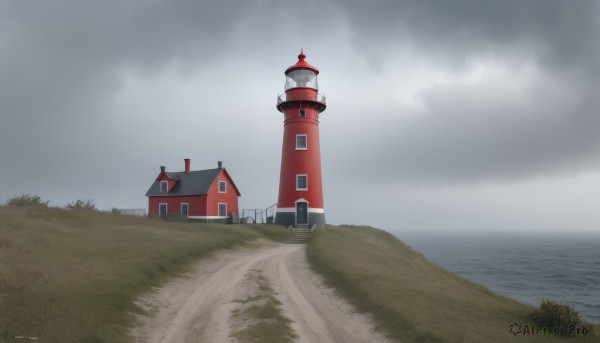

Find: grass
<box><xmin>307</xmin><ymin>225</ymin><xmax>598</xmax><ymax>343</ymax></box>
<box><xmin>5</xmin><ymin>203</ymin><xmax>594</xmax><ymax>342</ymax></box>
<box><xmin>232</xmin><ymin>272</ymin><xmax>297</xmax><ymax>343</ymax></box>
<box><xmin>243</xmin><ymin>224</ymin><xmax>293</xmax><ymax>243</ymax></box>
<box><xmin>0</xmin><ymin>205</ymin><xmax>291</xmax><ymax>343</ymax></box>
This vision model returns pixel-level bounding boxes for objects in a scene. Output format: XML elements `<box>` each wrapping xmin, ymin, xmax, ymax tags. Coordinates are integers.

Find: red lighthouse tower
<box><xmin>275</xmin><ymin>50</ymin><xmax>326</xmax><ymax>228</ymax></box>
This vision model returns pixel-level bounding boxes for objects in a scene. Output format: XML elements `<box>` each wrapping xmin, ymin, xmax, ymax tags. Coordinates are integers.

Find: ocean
<box><xmin>399</xmin><ymin>231</ymin><xmax>600</xmax><ymax>323</ymax></box>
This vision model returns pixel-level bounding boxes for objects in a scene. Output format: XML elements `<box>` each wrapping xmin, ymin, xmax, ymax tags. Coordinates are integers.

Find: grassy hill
<box><xmin>0</xmin><ymin>204</ymin><xmax>290</xmax><ymax>342</ymax></box>
<box><xmin>2</xmin><ymin>204</ymin><xmax>596</xmax><ymax>342</ymax></box>
<box><xmin>307</xmin><ymin>225</ymin><xmax>597</xmax><ymax>342</ymax></box>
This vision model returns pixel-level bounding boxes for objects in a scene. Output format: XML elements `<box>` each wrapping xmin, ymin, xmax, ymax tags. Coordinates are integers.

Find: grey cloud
<box><xmin>321</xmin><ymin>0</ymin><xmax>600</xmax><ymax>184</ymax></box>
<box><xmin>0</xmin><ymin>1</ymin><xmax>255</xmax><ymax>110</ymax></box>
<box><xmin>337</xmin><ymin>76</ymin><xmax>600</xmax><ymax>184</ymax></box>
<box><xmin>336</xmin><ymin>0</ymin><xmax>600</xmax><ymax>74</ymax></box>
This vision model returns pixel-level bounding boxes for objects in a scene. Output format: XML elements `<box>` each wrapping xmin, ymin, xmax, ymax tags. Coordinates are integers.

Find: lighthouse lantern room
<box><xmin>275</xmin><ymin>50</ymin><xmax>326</xmax><ymax>228</ymax></box>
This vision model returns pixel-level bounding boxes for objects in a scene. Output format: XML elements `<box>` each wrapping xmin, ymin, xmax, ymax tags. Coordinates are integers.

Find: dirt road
<box><xmin>131</xmin><ymin>240</ymin><xmax>389</xmax><ymax>343</ymax></box>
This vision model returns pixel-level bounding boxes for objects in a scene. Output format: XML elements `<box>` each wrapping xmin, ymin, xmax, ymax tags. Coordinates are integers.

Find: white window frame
<box><xmin>181</xmin><ymin>203</ymin><xmax>189</xmax><ymax>217</ymax></box>
<box><xmin>299</xmin><ymin>109</ymin><xmax>306</xmax><ymax>118</ymax></box>
<box><xmin>160</xmin><ymin>181</ymin><xmax>168</xmax><ymax>193</ymax></box>
<box><xmin>218</xmin><ymin>203</ymin><xmax>227</xmax><ymax>217</ymax></box>
<box><xmin>159</xmin><ymin>203</ymin><xmax>168</xmax><ymax>216</ymax></box>
<box><xmin>296</xmin><ymin>174</ymin><xmax>308</xmax><ymax>191</ymax></box>
<box><xmin>295</xmin><ymin>134</ymin><xmax>307</xmax><ymax>150</ymax></box>
<box><xmin>218</xmin><ymin>180</ymin><xmax>227</xmax><ymax>193</ymax></box>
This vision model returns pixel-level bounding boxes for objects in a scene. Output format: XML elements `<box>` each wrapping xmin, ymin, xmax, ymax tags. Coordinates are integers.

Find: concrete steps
<box><xmin>286</xmin><ymin>227</ymin><xmax>312</xmax><ymax>244</ymax></box>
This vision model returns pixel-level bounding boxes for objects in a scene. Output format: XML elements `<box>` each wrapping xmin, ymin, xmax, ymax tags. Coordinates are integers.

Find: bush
<box><xmin>6</xmin><ymin>194</ymin><xmax>49</xmax><ymax>207</ymax></box>
<box><xmin>66</xmin><ymin>199</ymin><xmax>96</xmax><ymax>210</ymax></box>
<box><xmin>529</xmin><ymin>299</ymin><xmax>582</xmax><ymax>328</ymax></box>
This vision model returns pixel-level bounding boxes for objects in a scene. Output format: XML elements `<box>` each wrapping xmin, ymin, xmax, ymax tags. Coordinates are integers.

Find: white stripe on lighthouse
<box><xmin>276</xmin><ymin>207</ymin><xmax>325</xmax><ymax>214</ymax></box>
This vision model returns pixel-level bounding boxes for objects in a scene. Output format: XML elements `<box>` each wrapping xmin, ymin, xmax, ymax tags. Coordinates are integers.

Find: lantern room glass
<box><xmin>285</xmin><ymin>69</ymin><xmax>318</xmax><ymax>90</ymax></box>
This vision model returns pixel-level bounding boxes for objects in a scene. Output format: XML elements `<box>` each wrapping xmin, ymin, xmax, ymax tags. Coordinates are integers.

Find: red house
<box><xmin>145</xmin><ymin>159</ymin><xmax>241</xmax><ymax>222</ymax></box>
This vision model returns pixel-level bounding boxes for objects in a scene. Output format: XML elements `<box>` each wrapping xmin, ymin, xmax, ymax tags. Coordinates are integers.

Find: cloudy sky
<box><xmin>1</xmin><ymin>0</ymin><xmax>599</xmax><ymax>234</ymax></box>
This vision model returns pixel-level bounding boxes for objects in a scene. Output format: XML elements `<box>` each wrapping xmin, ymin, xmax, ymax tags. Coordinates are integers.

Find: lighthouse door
<box><xmin>296</xmin><ymin>202</ymin><xmax>308</xmax><ymax>225</ymax></box>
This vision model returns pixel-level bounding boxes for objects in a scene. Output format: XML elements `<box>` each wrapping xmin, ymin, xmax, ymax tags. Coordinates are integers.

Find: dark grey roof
<box><xmin>145</xmin><ymin>168</ymin><xmax>222</xmax><ymax>197</ymax></box>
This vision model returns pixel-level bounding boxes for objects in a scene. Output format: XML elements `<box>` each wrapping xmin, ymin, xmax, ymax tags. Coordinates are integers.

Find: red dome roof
<box><xmin>285</xmin><ymin>50</ymin><xmax>319</xmax><ymax>75</ymax></box>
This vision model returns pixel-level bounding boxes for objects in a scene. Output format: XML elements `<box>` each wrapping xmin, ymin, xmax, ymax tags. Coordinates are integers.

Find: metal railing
<box><xmin>117</xmin><ymin>209</ymin><xmax>147</xmax><ymax>217</ymax></box>
<box><xmin>277</xmin><ymin>92</ymin><xmax>326</xmax><ymax>106</ymax></box>
<box><xmin>241</xmin><ymin>203</ymin><xmax>278</xmax><ymax>224</ymax></box>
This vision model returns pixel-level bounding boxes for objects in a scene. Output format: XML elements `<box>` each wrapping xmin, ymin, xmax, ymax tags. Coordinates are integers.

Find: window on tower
<box><xmin>296</xmin><ymin>134</ymin><xmax>307</xmax><ymax>150</ymax></box>
<box><xmin>299</xmin><ymin>109</ymin><xmax>306</xmax><ymax>118</ymax></box>
<box><xmin>296</xmin><ymin>174</ymin><xmax>308</xmax><ymax>191</ymax></box>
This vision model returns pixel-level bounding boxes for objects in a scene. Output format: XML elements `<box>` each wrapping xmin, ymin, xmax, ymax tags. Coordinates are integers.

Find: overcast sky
<box><xmin>1</xmin><ymin>0</ymin><xmax>599</xmax><ymax>234</ymax></box>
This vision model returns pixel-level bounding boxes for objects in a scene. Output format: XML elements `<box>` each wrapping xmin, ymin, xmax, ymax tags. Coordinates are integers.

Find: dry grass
<box><xmin>307</xmin><ymin>225</ymin><xmax>597</xmax><ymax>343</ymax></box>
<box><xmin>0</xmin><ymin>205</ymin><xmax>290</xmax><ymax>342</ymax></box>
<box><xmin>231</xmin><ymin>272</ymin><xmax>297</xmax><ymax>343</ymax></box>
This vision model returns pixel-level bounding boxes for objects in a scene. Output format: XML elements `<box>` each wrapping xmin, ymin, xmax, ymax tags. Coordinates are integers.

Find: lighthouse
<box><xmin>275</xmin><ymin>50</ymin><xmax>326</xmax><ymax>228</ymax></box>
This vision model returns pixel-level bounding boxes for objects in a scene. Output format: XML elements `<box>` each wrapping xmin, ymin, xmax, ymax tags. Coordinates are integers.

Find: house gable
<box><xmin>205</xmin><ymin>169</ymin><xmax>240</xmax><ymax>216</ymax></box>
<box><xmin>206</xmin><ymin>169</ymin><xmax>241</xmax><ymax>197</ymax></box>
<box><xmin>157</xmin><ymin>173</ymin><xmax>178</xmax><ymax>193</ymax></box>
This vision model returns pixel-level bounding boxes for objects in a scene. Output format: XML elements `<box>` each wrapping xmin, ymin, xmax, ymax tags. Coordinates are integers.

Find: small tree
<box><xmin>529</xmin><ymin>299</ymin><xmax>581</xmax><ymax>329</ymax></box>
<box><xmin>6</xmin><ymin>194</ymin><xmax>49</xmax><ymax>207</ymax></box>
<box><xmin>66</xmin><ymin>199</ymin><xmax>96</xmax><ymax>210</ymax></box>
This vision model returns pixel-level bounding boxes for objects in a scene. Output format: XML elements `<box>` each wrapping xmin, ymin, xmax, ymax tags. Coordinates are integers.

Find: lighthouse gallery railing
<box><xmin>277</xmin><ymin>91</ymin><xmax>326</xmax><ymax>107</ymax></box>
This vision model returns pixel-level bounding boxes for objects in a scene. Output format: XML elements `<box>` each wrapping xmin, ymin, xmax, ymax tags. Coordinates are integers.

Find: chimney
<box><xmin>184</xmin><ymin>158</ymin><xmax>191</xmax><ymax>174</ymax></box>
<box><xmin>218</xmin><ymin>161</ymin><xmax>223</xmax><ymax>169</ymax></box>
<box><xmin>160</xmin><ymin>166</ymin><xmax>166</xmax><ymax>173</ymax></box>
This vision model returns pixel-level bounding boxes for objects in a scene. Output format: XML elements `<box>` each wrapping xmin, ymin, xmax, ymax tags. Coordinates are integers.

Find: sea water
<box><xmin>399</xmin><ymin>231</ymin><xmax>600</xmax><ymax>323</ymax></box>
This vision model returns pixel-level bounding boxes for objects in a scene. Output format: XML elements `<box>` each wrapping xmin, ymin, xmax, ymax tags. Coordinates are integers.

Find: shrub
<box><xmin>66</xmin><ymin>199</ymin><xmax>96</xmax><ymax>210</ymax></box>
<box><xmin>6</xmin><ymin>194</ymin><xmax>49</xmax><ymax>207</ymax></box>
<box><xmin>529</xmin><ymin>299</ymin><xmax>582</xmax><ymax>328</ymax></box>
